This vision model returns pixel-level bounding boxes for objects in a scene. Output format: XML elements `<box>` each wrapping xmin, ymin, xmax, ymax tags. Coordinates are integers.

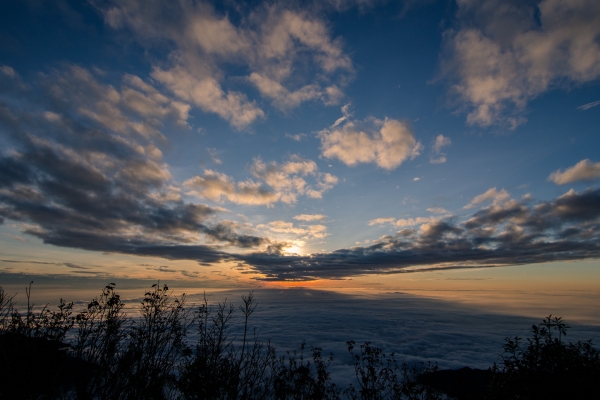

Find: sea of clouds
<box><xmin>180</xmin><ymin>288</ymin><xmax>600</xmax><ymax>386</ymax></box>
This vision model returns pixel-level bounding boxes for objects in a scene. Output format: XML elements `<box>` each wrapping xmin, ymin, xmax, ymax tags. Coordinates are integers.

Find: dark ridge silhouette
<box><xmin>1</xmin><ymin>283</ymin><xmax>599</xmax><ymax>399</ymax></box>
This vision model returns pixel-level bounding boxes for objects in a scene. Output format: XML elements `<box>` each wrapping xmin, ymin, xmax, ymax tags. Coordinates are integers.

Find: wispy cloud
<box><xmin>285</xmin><ymin>133</ymin><xmax>307</xmax><ymax>141</ymax></box>
<box><xmin>206</xmin><ymin>148</ymin><xmax>222</xmax><ymax>165</ymax></box>
<box><xmin>464</xmin><ymin>188</ymin><xmax>510</xmax><ymax>209</ymax></box>
<box><xmin>427</xmin><ymin>207</ymin><xmax>449</xmax><ymax>214</ymax></box>
<box><xmin>548</xmin><ymin>159</ymin><xmax>600</xmax><ymax>184</ymax></box>
<box><xmin>577</xmin><ymin>100</ymin><xmax>600</xmax><ymax>110</ymax></box>
<box><xmin>430</xmin><ymin>134</ymin><xmax>451</xmax><ymax>164</ymax></box>
<box><xmin>294</xmin><ymin>214</ymin><xmax>326</xmax><ymax>221</ymax></box>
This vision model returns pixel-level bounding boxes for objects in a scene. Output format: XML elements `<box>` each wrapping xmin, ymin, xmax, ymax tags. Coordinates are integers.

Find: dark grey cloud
<box><xmin>0</xmin><ymin>65</ymin><xmax>269</xmax><ymax>264</ymax></box>
<box><xmin>145</xmin><ymin>265</ymin><xmax>200</xmax><ymax>278</ymax></box>
<box><xmin>63</xmin><ymin>263</ymin><xmax>89</xmax><ymax>269</ymax></box>
<box><xmin>239</xmin><ymin>188</ymin><xmax>600</xmax><ymax>280</ymax></box>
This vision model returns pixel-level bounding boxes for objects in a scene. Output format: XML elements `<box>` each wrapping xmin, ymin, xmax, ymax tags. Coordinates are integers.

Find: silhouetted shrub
<box><xmin>271</xmin><ymin>342</ymin><xmax>341</xmax><ymax>399</ymax></box>
<box><xmin>71</xmin><ymin>283</ymin><xmax>128</xmax><ymax>399</ymax></box>
<box><xmin>178</xmin><ymin>292</ymin><xmax>277</xmax><ymax>399</ymax></box>
<box><xmin>344</xmin><ymin>341</ymin><xmax>444</xmax><ymax>400</ymax></box>
<box><xmin>120</xmin><ymin>283</ymin><xmax>195</xmax><ymax>399</ymax></box>
<box><xmin>488</xmin><ymin>315</ymin><xmax>600</xmax><ymax>399</ymax></box>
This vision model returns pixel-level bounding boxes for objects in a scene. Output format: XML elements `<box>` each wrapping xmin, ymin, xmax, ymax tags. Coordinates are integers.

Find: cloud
<box><xmin>427</xmin><ymin>207</ymin><xmax>449</xmax><ymax>214</ymax></box>
<box><xmin>206</xmin><ymin>148</ymin><xmax>222</xmax><ymax>165</ymax></box>
<box><xmin>2</xmin><ymin>72</ymin><xmax>600</xmax><ymax>283</ymax></box>
<box><xmin>430</xmin><ymin>134</ymin><xmax>451</xmax><ymax>164</ymax></box>
<box><xmin>285</xmin><ymin>133</ymin><xmax>307</xmax><ymax>141</ymax></box>
<box><xmin>63</xmin><ymin>263</ymin><xmax>90</xmax><ymax>269</ymax></box>
<box><xmin>145</xmin><ymin>265</ymin><xmax>200</xmax><ymax>278</ymax></box>
<box><xmin>577</xmin><ymin>100</ymin><xmax>600</xmax><ymax>110</ymax></box>
<box><xmin>369</xmin><ymin>216</ymin><xmax>440</xmax><ymax>228</ymax></box>
<box><xmin>240</xmin><ymin>188</ymin><xmax>600</xmax><ymax>281</ymax></box>
<box><xmin>319</xmin><ymin>111</ymin><xmax>422</xmax><ymax>170</ymax></box>
<box><xmin>258</xmin><ymin>220</ymin><xmax>328</xmax><ymax>239</ymax></box>
<box><xmin>294</xmin><ymin>214</ymin><xmax>326</xmax><ymax>221</ymax></box>
<box><xmin>151</xmin><ymin>66</ymin><xmax>264</xmax><ymax>129</ymax></box>
<box><xmin>183</xmin><ymin>170</ymin><xmax>278</xmax><ymax>206</ymax></box>
<box><xmin>0</xmin><ymin>232</ymin><xmax>28</xmax><ymax>242</ymax></box>
<box><xmin>397</xmin><ymin>217</ymin><xmax>439</xmax><ymax>227</ymax></box>
<box><xmin>0</xmin><ymin>64</ymin><xmax>269</xmax><ymax>263</ymax></box>
<box><xmin>184</xmin><ymin>156</ymin><xmax>338</xmax><ymax>206</ymax></box>
<box><xmin>0</xmin><ymin>66</ymin><xmax>16</xmax><ymax>78</ymax></box>
<box><xmin>464</xmin><ymin>187</ymin><xmax>510</xmax><ymax>209</ymax></box>
<box><xmin>98</xmin><ymin>1</ymin><xmax>353</xmax><ymax>128</ymax></box>
<box><xmin>442</xmin><ymin>0</ymin><xmax>600</xmax><ymax>128</ymax></box>
<box><xmin>368</xmin><ymin>217</ymin><xmax>396</xmax><ymax>226</ymax></box>
<box><xmin>41</xmin><ymin>65</ymin><xmax>190</xmax><ymax>139</ymax></box>
<box><xmin>548</xmin><ymin>159</ymin><xmax>600</xmax><ymax>184</ymax></box>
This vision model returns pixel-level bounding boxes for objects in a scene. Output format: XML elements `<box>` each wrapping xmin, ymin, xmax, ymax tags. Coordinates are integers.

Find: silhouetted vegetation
<box><xmin>417</xmin><ymin>367</ymin><xmax>492</xmax><ymax>399</ymax></box>
<box><xmin>1</xmin><ymin>283</ymin><xmax>599</xmax><ymax>399</ymax></box>
<box><xmin>488</xmin><ymin>315</ymin><xmax>600</xmax><ymax>399</ymax></box>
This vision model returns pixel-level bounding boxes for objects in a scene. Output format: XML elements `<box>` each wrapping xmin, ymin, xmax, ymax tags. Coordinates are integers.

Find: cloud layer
<box><xmin>242</xmin><ymin>187</ymin><xmax>600</xmax><ymax>280</ymax></box>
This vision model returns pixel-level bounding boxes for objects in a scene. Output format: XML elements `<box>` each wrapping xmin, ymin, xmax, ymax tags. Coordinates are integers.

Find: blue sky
<box><xmin>1</xmin><ymin>0</ymin><xmax>600</xmax><ymax>286</ymax></box>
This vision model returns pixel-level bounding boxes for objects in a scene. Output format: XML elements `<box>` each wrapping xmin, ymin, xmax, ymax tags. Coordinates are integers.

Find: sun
<box><xmin>285</xmin><ymin>245</ymin><xmax>303</xmax><ymax>255</ymax></box>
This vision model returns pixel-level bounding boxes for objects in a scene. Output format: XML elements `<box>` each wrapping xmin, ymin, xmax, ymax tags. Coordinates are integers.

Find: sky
<box><xmin>1</xmin><ymin>0</ymin><xmax>600</xmax><ymax>308</ymax></box>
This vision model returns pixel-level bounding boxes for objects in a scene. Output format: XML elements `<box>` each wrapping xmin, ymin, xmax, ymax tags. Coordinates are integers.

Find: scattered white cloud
<box><xmin>548</xmin><ymin>159</ymin><xmax>600</xmax><ymax>185</ymax></box>
<box><xmin>0</xmin><ymin>65</ymin><xmax>16</xmax><ymax>77</ymax></box>
<box><xmin>442</xmin><ymin>0</ymin><xmax>600</xmax><ymax>128</ymax></box>
<box><xmin>285</xmin><ymin>133</ymin><xmax>307</xmax><ymax>141</ymax></box>
<box><xmin>207</xmin><ymin>148</ymin><xmax>222</xmax><ymax>165</ymax></box>
<box><xmin>368</xmin><ymin>217</ymin><xmax>396</xmax><ymax>226</ymax></box>
<box><xmin>577</xmin><ymin>100</ymin><xmax>600</xmax><ymax>110</ymax></box>
<box><xmin>183</xmin><ymin>170</ymin><xmax>278</xmax><ymax>206</ymax></box>
<box><xmin>430</xmin><ymin>134</ymin><xmax>451</xmax><ymax>164</ymax></box>
<box><xmin>294</xmin><ymin>214</ymin><xmax>327</xmax><ymax>221</ymax></box>
<box><xmin>464</xmin><ymin>187</ymin><xmax>510</xmax><ymax>209</ymax></box>
<box><xmin>249</xmin><ymin>74</ymin><xmax>320</xmax><ymax>109</ymax></box>
<box><xmin>413</xmin><ymin>177</ymin><xmax>420</xmax><ymax>181</ymax></box>
<box><xmin>396</xmin><ymin>217</ymin><xmax>439</xmax><ymax>227</ymax></box>
<box><xmin>152</xmin><ymin>66</ymin><xmax>264</xmax><ymax>129</ymax></box>
<box><xmin>184</xmin><ymin>156</ymin><xmax>338</xmax><ymax>206</ymax></box>
<box><xmin>320</xmin><ymin>109</ymin><xmax>422</xmax><ymax>170</ymax></box>
<box><xmin>427</xmin><ymin>207</ymin><xmax>449</xmax><ymax>214</ymax></box>
<box><xmin>99</xmin><ymin>2</ymin><xmax>353</xmax><ymax>128</ymax></box>
<box><xmin>368</xmin><ymin>216</ymin><xmax>440</xmax><ymax>227</ymax></box>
